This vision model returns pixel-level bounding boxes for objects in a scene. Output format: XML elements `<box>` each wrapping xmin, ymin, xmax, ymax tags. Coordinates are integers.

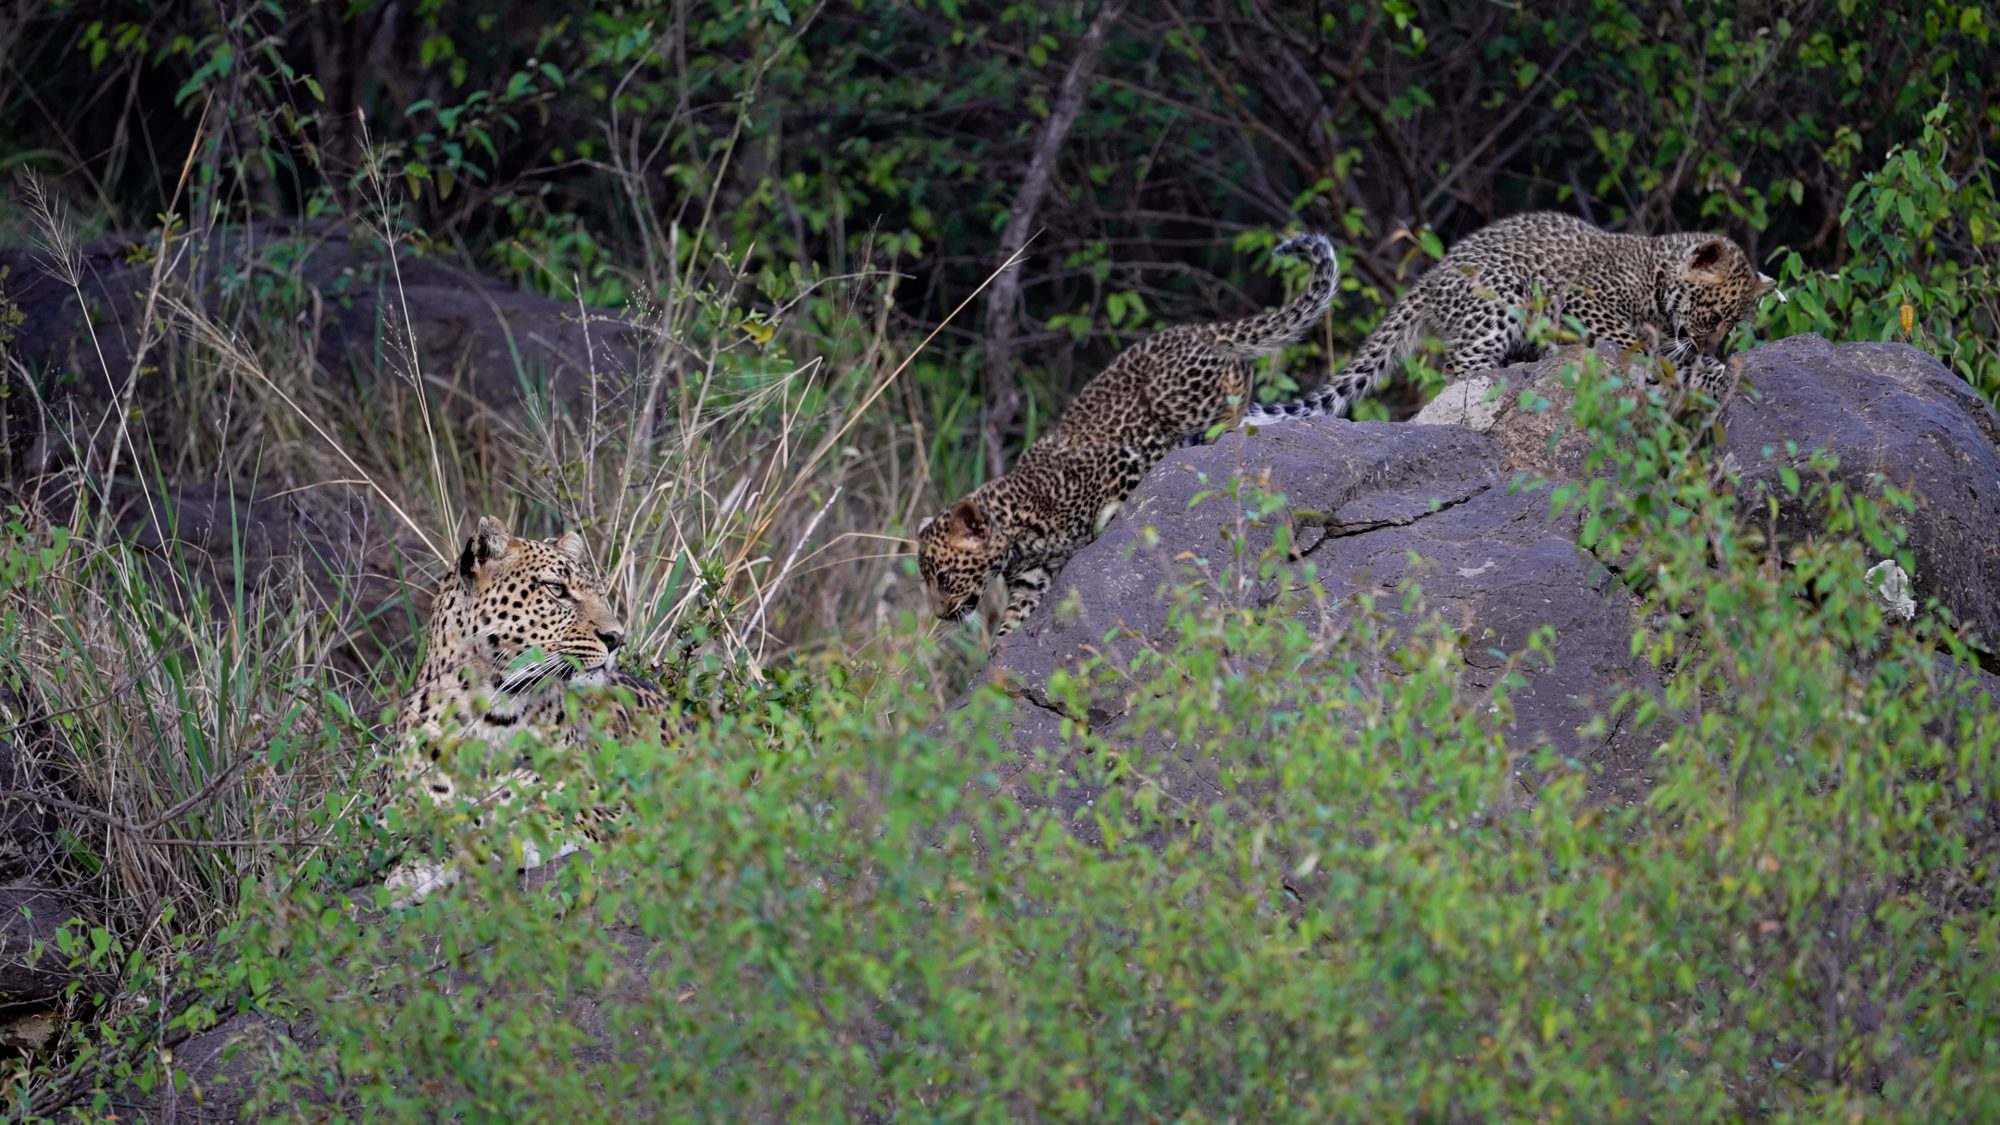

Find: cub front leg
<box><xmin>996</xmin><ymin>565</ymin><xmax>1052</xmax><ymax>638</ymax></box>
<box><xmin>1685</xmin><ymin>354</ymin><xmax>1740</xmax><ymax>404</ymax></box>
<box><xmin>1591</xmin><ymin>322</ymin><xmax>1676</xmax><ymax>389</ymax></box>
<box><xmin>1595</xmin><ymin>323</ymin><xmax>1650</xmax><ymax>356</ymax></box>
<box><xmin>1670</xmin><ymin>353</ymin><xmax>1742</xmax><ymax>419</ymax></box>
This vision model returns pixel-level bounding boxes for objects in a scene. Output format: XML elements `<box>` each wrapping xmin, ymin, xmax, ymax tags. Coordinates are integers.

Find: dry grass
<box><xmin>0</xmin><ymin>126</ymin><xmax>989</xmax><ymax>982</ymax></box>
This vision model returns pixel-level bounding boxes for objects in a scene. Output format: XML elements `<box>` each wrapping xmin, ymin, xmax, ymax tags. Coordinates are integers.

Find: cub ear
<box><xmin>555</xmin><ymin>529</ymin><xmax>588</xmax><ymax>565</ymax></box>
<box><xmin>1755</xmin><ymin>271</ymin><xmax>1778</xmax><ymax>294</ymax></box>
<box><xmin>947</xmin><ymin>499</ymin><xmax>989</xmax><ymax>541</ymax></box>
<box><xmin>917</xmin><ymin>515</ymin><xmax>936</xmax><ymax>535</ymax></box>
<box><xmin>1684</xmin><ymin>238</ymin><xmax>1730</xmax><ymax>278</ymax></box>
<box><xmin>460</xmin><ymin>515</ymin><xmax>514</xmax><ymax>579</ymax></box>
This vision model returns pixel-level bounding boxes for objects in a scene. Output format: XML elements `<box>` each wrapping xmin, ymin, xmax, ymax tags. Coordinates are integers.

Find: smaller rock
<box><xmin>1410</xmin><ymin>336</ymin><xmax>2000</xmax><ymax>646</ymax></box>
<box><xmin>1412</xmin><ymin>374</ymin><xmax>1505</xmax><ymax>430</ymax></box>
<box><xmin>1406</xmin><ymin>343</ymin><xmax>1640</xmax><ymax>480</ymax></box>
<box><xmin>0</xmin><ymin>1007</ymin><xmax>57</xmax><ymax>1053</ymax></box>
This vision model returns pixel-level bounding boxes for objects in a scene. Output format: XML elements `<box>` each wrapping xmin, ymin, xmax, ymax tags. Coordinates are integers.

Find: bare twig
<box><xmin>139</xmin><ymin>753</ymin><xmax>259</xmax><ymax>833</ymax></box>
<box><xmin>746</xmin><ymin>484</ymin><xmax>840</xmax><ymax>649</ymax></box>
<box><xmin>980</xmin><ymin>0</ymin><xmax>1130</xmax><ymax>474</ymax></box>
<box><xmin>0</xmin><ymin>745</ymin><xmax>257</xmax><ymax>836</ymax></box>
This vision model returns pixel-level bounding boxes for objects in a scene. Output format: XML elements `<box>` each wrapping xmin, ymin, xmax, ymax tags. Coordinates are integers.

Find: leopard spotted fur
<box><xmin>917</xmin><ymin>233</ymin><xmax>1338</xmax><ymax>638</ymax></box>
<box><xmin>382</xmin><ymin>516</ymin><xmax>672</xmax><ymax>904</ymax></box>
<box><xmin>1244</xmin><ymin>212</ymin><xmax>1776</xmax><ymax>425</ymax></box>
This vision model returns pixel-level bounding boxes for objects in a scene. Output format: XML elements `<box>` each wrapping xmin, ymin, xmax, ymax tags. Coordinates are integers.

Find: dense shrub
<box><xmin>17</xmin><ymin>355</ymin><xmax>1998</xmax><ymax>1120</ymax></box>
<box><xmin>4</xmin><ymin>2</ymin><xmax>1994</xmax><ymax>446</ymax></box>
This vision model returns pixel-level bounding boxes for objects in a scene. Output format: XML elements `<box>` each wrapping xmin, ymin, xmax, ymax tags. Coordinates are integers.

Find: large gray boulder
<box><xmin>956</xmin><ymin>335</ymin><xmax>2000</xmax><ymax>840</ymax></box>
<box><xmin>1416</xmin><ymin>335</ymin><xmax>2000</xmax><ymax>648</ymax></box>
<box><xmin>0</xmin><ymin>221</ymin><xmax>596</xmax><ymax>666</ymax></box>
<box><xmin>963</xmin><ymin>420</ymin><xmax>1662</xmax><ymax>833</ymax></box>
<box><xmin>0</xmin><ymin>218</ymin><xmax>644</xmax><ymax>434</ymax></box>
<box><xmin>1718</xmin><ymin>336</ymin><xmax>2000</xmax><ymax>647</ymax></box>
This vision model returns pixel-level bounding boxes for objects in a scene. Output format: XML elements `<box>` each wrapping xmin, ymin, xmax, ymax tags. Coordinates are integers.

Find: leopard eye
<box><xmin>541</xmin><ymin>579</ymin><xmax>571</xmax><ymax>598</ymax></box>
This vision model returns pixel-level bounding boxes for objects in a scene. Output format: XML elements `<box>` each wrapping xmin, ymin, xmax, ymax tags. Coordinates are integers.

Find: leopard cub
<box><xmin>918</xmin><ymin>233</ymin><xmax>1338</xmax><ymax>639</ymax></box>
<box><xmin>1244</xmin><ymin>211</ymin><xmax>1776</xmax><ymax>425</ymax></box>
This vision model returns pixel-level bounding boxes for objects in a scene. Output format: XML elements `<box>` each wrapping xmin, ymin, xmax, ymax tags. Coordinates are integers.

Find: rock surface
<box><xmin>0</xmin><ymin>883</ymin><xmax>89</xmax><ymax>1005</ymax></box>
<box><xmin>1412</xmin><ymin>335</ymin><xmax>2000</xmax><ymax>648</ymax></box>
<box><xmin>0</xmin><ymin>220</ymin><xmax>649</xmax><ymax>439</ymax></box>
<box><xmin>958</xmin><ymin>336</ymin><xmax>2000</xmax><ymax>838</ymax></box>
<box><xmin>0</xmin><ymin>686</ymin><xmax>95</xmax><ymax>1013</ymax></box>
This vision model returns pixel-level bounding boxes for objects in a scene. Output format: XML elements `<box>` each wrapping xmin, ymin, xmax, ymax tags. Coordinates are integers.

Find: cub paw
<box><xmin>383</xmin><ymin>857</ymin><xmax>460</xmax><ymax>908</ymax></box>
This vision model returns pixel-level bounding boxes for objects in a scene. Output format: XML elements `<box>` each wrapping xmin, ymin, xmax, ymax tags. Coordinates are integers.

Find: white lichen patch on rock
<box><xmin>1864</xmin><ymin>559</ymin><xmax>1916</xmax><ymax>622</ymax></box>
<box><xmin>1413</xmin><ymin>375</ymin><xmax>1504</xmax><ymax>430</ymax></box>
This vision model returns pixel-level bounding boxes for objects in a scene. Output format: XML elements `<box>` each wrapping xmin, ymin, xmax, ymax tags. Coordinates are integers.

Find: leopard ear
<box><xmin>947</xmin><ymin>499</ymin><xmax>988</xmax><ymax>541</ymax></box>
<box><xmin>555</xmin><ymin>529</ymin><xmax>588</xmax><ymax>564</ymax></box>
<box><xmin>460</xmin><ymin>515</ymin><xmax>514</xmax><ymax>579</ymax></box>
<box><xmin>917</xmin><ymin>515</ymin><xmax>936</xmax><ymax>534</ymax></box>
<box><xmin>1755</xmin><ymin>271</ymin><xmax>1778</xmax><ymax>294</ymax></box>
<box><xmin>1684</xmin><ymin>238</ymin><xmax>1730</xmax><ymax>278</ymax></box>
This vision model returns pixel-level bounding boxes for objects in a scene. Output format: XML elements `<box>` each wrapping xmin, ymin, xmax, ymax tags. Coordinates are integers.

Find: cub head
<box><xmin>915</xmin><ymin>499</ymin><xmax>1004</xmax><ymax>623</ymax></box>
<box><xmin>1671</xmin><ymin>236</ymin><xmax>1778</xmax><ymax>356</ymax></box>
<box><xmin>449</xmin><ymin>515</ymin><xmax>626</xmax><ymax>696</ymax></box>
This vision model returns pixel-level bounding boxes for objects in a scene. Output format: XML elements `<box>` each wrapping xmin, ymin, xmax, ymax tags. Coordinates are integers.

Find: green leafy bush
<box><xmin>17</xmin><ymin>354</ymin><xmax>1988</xmax><ymax>1122</ymax></box>
<box><xmin>1766</xmin><ymin>96</ymin><xmax>2000</xmax><ymax>402</ymax></box>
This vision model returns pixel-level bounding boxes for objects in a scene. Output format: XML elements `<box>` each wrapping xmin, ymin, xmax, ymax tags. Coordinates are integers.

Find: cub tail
<box><xmin>1242</xmin><ymin>297</ymin><xmax>1423</xmax><ymax>426</ymax></box>
<box><xmin>1212</xmin><ymin>233</ymin><xmax>1339</xmax><ymax>359</ymax></box>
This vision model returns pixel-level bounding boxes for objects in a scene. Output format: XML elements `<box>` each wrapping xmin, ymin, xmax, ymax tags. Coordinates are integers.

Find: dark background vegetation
<box><xmin>6</xmin><ymin>0</ymin><xmax>1996</xmax><ymax>461</ymax></box>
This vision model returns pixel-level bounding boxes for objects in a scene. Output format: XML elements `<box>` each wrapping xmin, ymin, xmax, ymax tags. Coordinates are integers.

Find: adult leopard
<box><xmin>382</xmin><ymin>516</ymin><xmax>673</xmax><ymax>905</ymax></box>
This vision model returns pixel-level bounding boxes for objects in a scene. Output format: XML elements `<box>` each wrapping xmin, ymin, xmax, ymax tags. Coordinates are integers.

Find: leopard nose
<box><xmin>597</xmin><ymin>626</ymin><xmax>626</xmax><ymax>652</ymax></box>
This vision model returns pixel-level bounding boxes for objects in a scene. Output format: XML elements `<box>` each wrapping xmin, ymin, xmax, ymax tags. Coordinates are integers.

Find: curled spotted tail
<box><xmin>1242</xmin><ymin>294</ymin><xmax>1423</xmax><ymax>426</ymax></box>
<box><xmin>1211</xmin><ymin>233</ymin><xmax>1340</xmax><ymax>359</ymax></box>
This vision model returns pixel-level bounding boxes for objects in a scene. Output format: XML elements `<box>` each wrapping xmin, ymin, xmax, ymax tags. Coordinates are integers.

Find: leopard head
<box><xmin>1666</xmin><ymin>236</ymin><xmax>1777</xmax><ymax>359</ymax></box>
<box><xmin>444</xmin><ymin>515</ymin><xmax>627</xmax><ymax>700</ymax></box>
<box><xmin>915</xmin><ymin>499</ymin><xmax>1004</xmax><ymax>624</ymax></box>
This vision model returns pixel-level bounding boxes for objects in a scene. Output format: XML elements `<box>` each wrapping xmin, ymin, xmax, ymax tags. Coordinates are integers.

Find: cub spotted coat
<box><xmin>1245</xmin><ymin>212</ymin><xmax>1775</xmax><ymax>424</ymax></box>
<box><xmin>918</xmin><ymin>233</ymin><xmax>1338</xmax><ymax>638</ymax></box>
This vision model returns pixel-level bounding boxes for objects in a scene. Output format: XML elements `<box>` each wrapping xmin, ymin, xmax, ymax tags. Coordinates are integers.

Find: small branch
<box><xmin>140</xmin><ymin>753</ymin><xmax>258</xmax><ymax>833</ymax></box>
<box><xmin>1420</xmin><ymin>32</ymin><xmax>1587</xmax><ymax>216</ymax></box>
<box><xmin>0</xmin><ymin>753</ymin><xmax>258</xmax><ymax>838</ymax></box>
<box><xmin>980</xmin><ymin>0</ymin><xmax>1130</xmax><ymax>475</ymax></box>
<box><xmin>0</xmin><ymin>788</ymin><xmax>144</xmax><ymax>834</ymax></box>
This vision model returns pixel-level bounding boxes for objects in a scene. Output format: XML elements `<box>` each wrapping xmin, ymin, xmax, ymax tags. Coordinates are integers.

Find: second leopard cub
<box><xmin>918</xmin><ymin>233</ymin><xmax>1338</xmax><ymax>638</ymax></box>
<box><xmin>1245</xmin><ymin>211</ymin><xmax>1776</xmax><ymax>424</ymax></box>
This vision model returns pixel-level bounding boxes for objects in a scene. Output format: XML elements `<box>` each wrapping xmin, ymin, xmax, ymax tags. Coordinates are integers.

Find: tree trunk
<box><xmin>979</xmin><ymin>0</ymin><xmax>1130</xmax><ymax>475</ymax></box>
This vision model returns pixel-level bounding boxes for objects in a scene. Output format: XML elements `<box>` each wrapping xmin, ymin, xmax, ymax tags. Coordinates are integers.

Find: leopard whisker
<box><xmin>499</xmin><ymin>655</ymin><xmax>571</xmax><ymax>697</ymax></box>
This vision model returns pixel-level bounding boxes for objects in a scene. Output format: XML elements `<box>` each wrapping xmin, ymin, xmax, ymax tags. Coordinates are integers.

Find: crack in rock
<box><xmin>1005</xmin><ymin>675</ymin><xmax>1093</xmax><ymax>736</ymax></box>
<box><xmin>1299</xmin><ymin>481</ymin><xmax>1494</xmax><ymax>557</ymax></box>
